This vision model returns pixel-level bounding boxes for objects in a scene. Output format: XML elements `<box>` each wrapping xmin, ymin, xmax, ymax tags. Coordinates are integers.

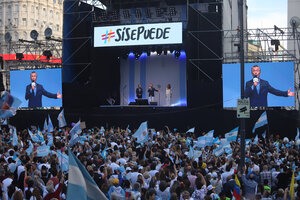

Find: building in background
<box><xmin>0</xmin><ymin>0</ymin><xmax>63</xmax><ymax>91</ymax></box>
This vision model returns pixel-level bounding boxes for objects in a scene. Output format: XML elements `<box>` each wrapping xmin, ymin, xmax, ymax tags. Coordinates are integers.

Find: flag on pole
<box><xmin>0</xmin><ymin>92</ymin><xmax>22</xmax><ymax>119</ymax></box>
<box><xmin>12</xmin><ymin>127</ymin><xmax>18</xmax><ymax>146</ymax></box>
<box><xmin>57</xmin><ymin>109</ymin><xmax>67</xmax><ymax>128</ymax></box>
<box><xmin>253</xmin><ymin>135</ymin><xmax>258</xmax><ymax>145</ymax></box>
<box><xmin>253</xmin><ymin>111</ymin><xmax>268</xmax><ymax>133</ymax></box>
<box><xmin>43</xmin><ymin>118</ymin><xmax>48</xmax><ymax>134</ymax></box>
<box><xmin>188</xmin><ymin>146</ymin><xmax>194</xmax><ymax>160</ymax></box>
<box><xmin>67</xmin><ymin>148</ymin><xmax>108</xmax><ymax>200</ymax></box>
<box><xmin>37</xmin><ymin>128</ymin><xmax>45</xmax><ymax>142</ymax></box>
<box><xmin>47</xmin><ymin>133</ymin><xmax>53</xmax><ymax>146</ymax></box>
<box><xmin>290</xmin><ymin>167</ymin><xmax>295</xmax><ymax>200</ymax></box>
<box><xmin>233</xmin><ymin>173</ymin><xmax>241</xmax><ymax>200</ymax></box>
<box><xmin>296</xmin><ymin>128</ymin><xmax>299</xmax><ymax>141</ymax></box>
<box><xmin>70</xmin><ymin>120</ymin><xmax>82</xmax><ymax>136</ymax></box>
<box><xmin>186</xmin><ymin>127</ymin><xmax>195</xmax><ymax>133</ymax></box>
<box><xmin>225</xmin><ymin>127</ymin><xmax>238</xmax><ymax>142</ymax></box>
<box><xmin>26</xmin><ymin>140</ymin><xmax>33</xmax><ymax>156</ymax></box>
<box><xmin>132</xmin><ymin>121</ymin><xmax>148</xmax><ymax>143</ymax></box>
<box><xmin>56</xmin><ymin>150</ymin><xmax>69</xmax><ymax>172</ymax></box>
<box><xmin>48</xmin><ymin>115</ymin><xmax>54</xmax><ymax>133</ymax></box>
<box><xmin>28</xmin><ymin>129</ymin><xmax>40</xmax><ymax>143</ymax></box>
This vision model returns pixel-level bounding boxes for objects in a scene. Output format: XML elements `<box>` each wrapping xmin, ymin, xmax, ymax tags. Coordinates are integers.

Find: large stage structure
<box><xmin>5</xmin><ymin>0</ymin><xmax>300</xmax><ymax>138</ymax></box>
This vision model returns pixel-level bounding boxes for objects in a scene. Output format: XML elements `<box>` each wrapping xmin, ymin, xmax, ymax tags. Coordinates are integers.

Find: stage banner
<box><xmin>94</xmin><ymin>22</ymin><xmax>182</xmax><ymax>47</ymax></box>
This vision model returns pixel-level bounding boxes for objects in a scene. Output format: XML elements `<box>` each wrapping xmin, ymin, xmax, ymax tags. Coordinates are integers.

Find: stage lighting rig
<box><xmin>123</xmin><ymin>10</ymin><xmax>130</xmax><ymax>19</ymax></box>
<box><xmin>135</xmin><ymin>9</ymin><xmax>142</xmax><ymax>19</ymax></box>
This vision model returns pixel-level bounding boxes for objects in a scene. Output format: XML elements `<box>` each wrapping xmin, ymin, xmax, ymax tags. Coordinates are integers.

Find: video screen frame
<box><xmin>223</xmin><ymin>61</ymin><xmax>295</xmax><ymax>108</ymax></box>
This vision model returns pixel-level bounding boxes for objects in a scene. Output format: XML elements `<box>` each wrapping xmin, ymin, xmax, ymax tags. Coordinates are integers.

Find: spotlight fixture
<box><xmin>146</xmin><ymin>8</ymin><xmax>152</xmax><ymax>18</ymax></box>
<box><xmin>147</xmin><ymin>49</ymin><xmax>151</xmax><ymax>56</ymax></box>
<box><xmin>169</xmin><ymin>7</ymin><xmax>176</xmax><ymax>16</ymax></box>
<box><xmin>135</xmin><ymin>9</ymin><xmax>142</xmax><ymax>19</ymax></box>
<box><xmin>271</xmin><ymin>39</ymin><xmax>280</xmax><ymax>51</ymax></box>
<box><xmin>163</xmin><ymin>49</ymin><xmax>168</xmax><ymax>55</ymax></box>
<box><xmin>30</xmin><ymin>30</ymin><xmax>39</xmax><ymax>40</ymax></box>
<box><xmin>174</xmin><ymin>50</ymin><xmax>181</xmax><ymax>58</ymax></box>
<box><xmin>155</xmin><ymin>8</ymin><xmax>162</xmax><ymax>17</ymax></box>
<box><xmin>135</xmin><ymin>52</ymin><xmax>140</xmax><ymax>60</ymax></box>
<box><xmin>16</xmin><ymin>53</ymin><xmax>24</xmax><ymax>60</ymax></box>
<box><xmin>123</xmin><ymin>10</ymin><xmax>130</xmax><ymax>19</ymax></box>
<box><xmin>156</xmin><ymin>48</ymin><xmax>162</xmax><ymax>56</ymax></box>
<box><xmin>43</xmin><ymin>50</ymin><xmax>52</xmax><ymax>59</ymax></box>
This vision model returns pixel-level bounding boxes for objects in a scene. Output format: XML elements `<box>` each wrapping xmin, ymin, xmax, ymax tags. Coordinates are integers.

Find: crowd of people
<box><xmin>0</xmin><ymin>122</ymin><xmax>299</xmax><ymax>200</ymax></box>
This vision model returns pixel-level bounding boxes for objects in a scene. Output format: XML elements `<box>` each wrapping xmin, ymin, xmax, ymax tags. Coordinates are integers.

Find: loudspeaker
<box><xmin>150</xmin><ymin>102</ymin><xmax>157</xmax><ymax>105</ymax></box>
<box><xmin>135</xmin><ymin>99</ymin><xmax>148</xmax><ymax>105</ymax></box>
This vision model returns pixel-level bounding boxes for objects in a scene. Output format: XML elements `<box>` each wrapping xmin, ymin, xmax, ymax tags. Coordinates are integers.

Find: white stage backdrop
<box><xmin>120</xmin><ymin>52</ymin><xmax>187</xmax><ymax>106</ymax></box>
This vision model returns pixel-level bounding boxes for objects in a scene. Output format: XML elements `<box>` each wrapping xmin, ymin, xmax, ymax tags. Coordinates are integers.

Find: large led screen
<box><xmin>10</xmin><ymin>68</ymin><xmax>62</xmax><ymax>108</ymax></box>
<box><xmin>223</xmin><ymin>62</ymin><xmax>295</xmax><ymax>108</ymax></box>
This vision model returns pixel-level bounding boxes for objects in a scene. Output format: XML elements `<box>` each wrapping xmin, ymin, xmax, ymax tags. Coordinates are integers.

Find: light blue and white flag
<box><xmin>213</xmin><ymin>142</ymin><xmax>231</xmax><ymax>157</ymax></box>
<box><xmin>42</xmin><ymin>119</ymin><xmax>48</xmax><ymax>134</ymax></box>
<box><xmin>132</xmin><ymin>121</ymin><xmax>148</xmax><ymax>143</ymax></box>
<box><xmin>101</xmin><ymin>149</ymin><xmax>107</xmax><ymax>160</ymax></box>
<box><xmin>26</xmin><ymin>140</ymin><xmax>33</xmax><ymax>156</ymax></box>
<box><xmin>99</xmin><ymin>126</ymin><xmax>105</xmax><ymax>135</ymax></box>
<box><xmin>70</xmin><ymin>120</ymin><xmax>82</xmax><ymax>136</ymax></box>
<box><xmin>262</xmin><ymin>130</ymin><xmax>266</xmax><ymax>139</ymax></box>
<box><xmin>212</xmin><ymin>137</ymin><xmax>222</xmax><ymax>145</ymax></box>
<box><xmin>69</xmin><ymin>133</ymin><xmax>80</xmax><ymax>146</ymax></box>
<box><xmin>253</xmin><ymin>111</ymin><xmax>268</xmax><ymax>133</ymax></box>
<box><xmin>12</xmin><ymin>127</ymin><xmax>18</xmax><ymax>146</ymax></box>
<box><xmin>57</xmin><ymin>150</ymin><xmax>69</xmax><ymax>172</ymax></box>
<box><xmin>296</xmin><ymin>128</ymin><xmax>299</xmax><ymax>141</ymax></box>
<box><xmin>194</xmin><ymin>130</ymin><xmax>214</xmax><ymax>148</ymax></box>
<box><xmin>225</xmin><ymin>127</ymin><xmax>238</xmax><ymax>142</ymax></box>
<box><xmin>57</xmin><ymin>109</ymin><xmax>67</xmax><ymax>128</ymax></box>
<box><xmin>47</xmin><ymin>133</ymin><xmax>53</xmax><ymax>146</ymax></box>
<box><xmin>37</xmin><ymin>145</ymin><xmax>50</xmax><ymax>157</ymax></box>
<box><xmin>188</xmin><ymin>146</ymin><xmax>194</xmax><ymax>160</ymax></box>
<box><xmin>126</xmin><ymin>125</ymin><xmax>131</xmax><ymax>134</ymax></box>
<box><xmin>28</xmin><ymin>129</ymin><xmax>40</xmax><ymax>143</ymax></box>
<box><xmin>186</xmin><ymin>127</ymin><xmax>195</xmax><ymax>133</ymax></box>
<box><xmin>48</xmin><ymin>115</ymin><xmax>54</xmax><ymax>133</ymax></box>
<box><xmin>253</xmin><ymin>135</ymin><xmax>259</xmax><ymax>145</ymax></box>
<box><xmin>37</xmin><ymin>128</ymin><xmax>45</xmax><ymax>143</ymax></box>
<box><xmin>67</xmin><ymin>148</ymin><xmax>108</xmax><ymax>200</ymax></box>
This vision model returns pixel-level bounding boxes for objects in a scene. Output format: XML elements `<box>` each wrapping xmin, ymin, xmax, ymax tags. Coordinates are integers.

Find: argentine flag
<box><xmin>48</xmin><ymin>115</ymin><xmax>54</xmax><ymax>133</ymax></box>
<box><xmin>57</xmin><ymin>109</ymin><xmax>67</xmax><ymax>128</ymax></box>
<box><xmin>57</xmin><ymin>150</ymin><xmax>69</xmax><ymax>172</ymax></box>
<box><xmin>28</xmin><ymin>129</ymin><xmax>40</xmax><ymax>143</ymax></box>
<box><xmin>25</xmin><ymin>140</ymin><xmax>33</xmax><ymax>156</ymax></box>
<box><xmin>12</xmin><ymin>127</ymin><xmax>18</xmax><ymax>146</ymax></box>
<box><xmin>132</xmin><ymin>121</ymin><xmax>148</xmax><ymax>143</ymax></box>
<box><xmin>43</xmin><ymin>118</ymin><xmax>48</xmax><ymax>134</ymax></box>
<box><xmin>186</xmin><ymin>127</ymin><xmax>195</xmax><ymax>133</ymax></box>
<box><xmin>253</xmin><ymin>111</ymin><xmax>268</xmax><ymax>133</ymax></box>
<box><xmin>225</xmin><ymin>127</ymin><xmax>238</xmax><ymax>142</ymax></box>
<box><xmin>70</xmin><ymin>120</ymin><xmax>82</xmax><ymax>136</ymax></box>
<box><xmin>67</xmin><ymin>148</ymin><xmax>108</xmax><ymax>200</ymax></box>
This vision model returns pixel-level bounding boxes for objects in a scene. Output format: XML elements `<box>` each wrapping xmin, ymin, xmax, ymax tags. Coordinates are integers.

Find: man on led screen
<box><xmin>25</xmin><ymin>71</ymin><xmax>62</xmax><ymax>108</ymax></box>
<box><xmin>245</xmin><ymin>65</ymin><xmax>294</xmax><ymax>107</ymax></box>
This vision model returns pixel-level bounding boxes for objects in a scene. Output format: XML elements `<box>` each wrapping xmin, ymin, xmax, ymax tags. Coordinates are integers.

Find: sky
<box><xmin>247</xmin><ymin>0</ymin><xmax>288</xmax><ymax>29</ymax></box>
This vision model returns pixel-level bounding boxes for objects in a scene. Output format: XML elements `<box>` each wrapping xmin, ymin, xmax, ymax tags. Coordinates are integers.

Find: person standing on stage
<box><xmin>136</xmin><ymin>84</ymin><xmax>143</xmax><ymax>99</ymax></box>
<box><xmin>148</xmin><ymin>83</ymin><xmax>159</xmax><ymax>103</ymax></box>
<box><xmin>165</xmin><ymin>84</ymin><xmax>172</xmax><ymax>106</ymax></box>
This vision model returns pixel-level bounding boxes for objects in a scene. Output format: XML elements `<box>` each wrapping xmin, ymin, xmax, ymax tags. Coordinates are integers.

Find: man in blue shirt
<box><xmin>245</xmin><ymin>65</ymin><xmax>294</xmax><ymax>107</ymax></box>
<box><xmin>25</xmin><ymin>71</ymin><xmax>62</xmax><ymax>108</ymax></box>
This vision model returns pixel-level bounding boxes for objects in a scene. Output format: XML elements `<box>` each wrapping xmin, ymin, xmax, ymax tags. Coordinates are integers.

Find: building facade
<box><xmin>0</xmin><ymin>0</ymin><xmax>63</xmax><ymax>54</ymax></box>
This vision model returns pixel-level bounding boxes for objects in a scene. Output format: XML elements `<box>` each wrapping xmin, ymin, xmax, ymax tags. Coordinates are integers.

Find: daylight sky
<box><xmin>247</xmin><ymin>0</ymin><xmax>288</xmax><ymax>29</ymax></box>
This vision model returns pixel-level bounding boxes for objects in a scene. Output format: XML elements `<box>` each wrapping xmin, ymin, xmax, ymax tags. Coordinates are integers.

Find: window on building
<box><xmin>14</xmin><ymin>32</ymin><xmax>18</xmax><ymax>41</ymax></box>
<box><xmin>56</xmin><ymin>24</ymin><xmax>59</xmax><ymax>31</ymax></box>
<box><xmin>31</xmin><ymin>5</ymin><xmax>34</xmax><ymax>13</ymax></box>
<box><xmin>22</xmin><ymin>18</ymin><xmax>27</xmax><ymax>26</ymax></box>
<box><xmin>36</xmin><ymin>6</ymin><xmax>39</xmax><ymax>14</ymax></box>
<box><xmin>14</xmin><ymin>18</ymin><xmax>18</xmax><ymax>27</ymax></box>
<box><xmin>15</xmin><ymin>5</ymin><xmax>19</xmax><ymax>12</ymax></box>
<box><xmin>43</xmin><ymin>8</ymin><xmax>46</xmax><ymax>17</ymax></box>
<box><xmin>36</xmin><ymin>20</ymin><xmax>39</xmax><ymax>27</ymax></box>
<box><xmin>7</xmin><ymin>18</ymin><xmax>11</xmax><ymax>26</ymax></box>
<box><xmin>50</xmin><ymin>10</ymin><xmax>53</xmax><ymax>18</ymax></box>
<box><xmin>31</xmin><ymin>19</ymin><xmax>34</xmax><ymax>26</ymax></box>
<box><xmin>22</xmin><ymin>5</ymin><xmax>27</xmax><ymax>12</ymax></box>
<box><xmin>23</xmin><ymin>31</ymin><xmax>27</xmax><ymax>40</ymax></box>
